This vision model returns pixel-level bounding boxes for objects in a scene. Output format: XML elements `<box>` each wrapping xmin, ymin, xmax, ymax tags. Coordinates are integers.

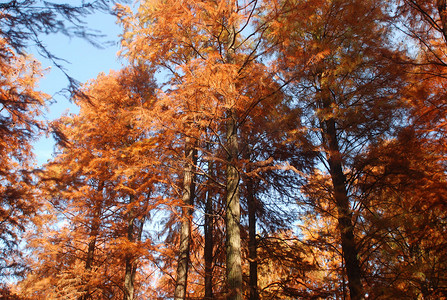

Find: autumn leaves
<box><xmin>2</xmin><ymin>0</ymin><xmax>447</xmax><ymax>299</ymax></box>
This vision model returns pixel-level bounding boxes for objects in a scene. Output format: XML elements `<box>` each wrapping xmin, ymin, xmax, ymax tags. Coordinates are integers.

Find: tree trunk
<box><xmin>247</xmin><ymin>174</ymin><xmax>258</xmax><ymax>300</ymax></box>
<box><xmin>79</xmin><ymin>181</ymin><xmax>104</xmax><ymax>300</ymax></box>
<box><xmin>123</xmin><ymin>195</ymin><xmax>137</xmax><ymax>300</ymax></box>
<box><xmin>174</xmin><ymin>137</ymin><xmax>197</xmax><ymax>300</ymax></box>
<box><xmin>323</xmin><ymin>113</ymin><xmax>364</xmax><ymax>300</ymax></box>
<box><xmin>123</xmin><ymin>249</ymin><xmax>136</xmax><ymax>300</ymax></box>
<box><xmin>80</xmin><ymin>213</ymin><xmax>99</xmax><ymax>300</ymax></box>
<box><xmin>242</xmin><ymin>141</ymin><xmax>258</xmax><ymax>300</ymax></box>
<box><xmin>123</xmin><ymin>193</ymin><xmax>147</xmax><ymax>300</ymax></box>
<box><xmin>225</xmin><ymin>109</ymin><xmax>243</xmax><ymax>300</ymax></box>
<box><xmin>204</xmin><ymin>161</ymin><xmax>214</xmax><ymax>300</ymax></box>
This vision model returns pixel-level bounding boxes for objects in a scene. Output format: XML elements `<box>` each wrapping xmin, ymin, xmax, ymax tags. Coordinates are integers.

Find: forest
<box><xmin>0</xmin><ymin>0</ymin><xmax>446</xmax><ymax>299</ymax></box>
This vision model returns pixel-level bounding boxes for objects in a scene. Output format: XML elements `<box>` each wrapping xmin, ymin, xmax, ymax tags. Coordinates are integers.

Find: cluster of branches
<box><xmin>0</xmin><ymin>0</ymin><xmax>121</xmax><ymax>92</ymax></box>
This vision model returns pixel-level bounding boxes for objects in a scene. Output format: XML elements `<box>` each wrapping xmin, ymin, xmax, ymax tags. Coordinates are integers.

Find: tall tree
<box><xmin>349</xmin><ymin>1</ymin><xmax>447</xmax><ymax>296</ymax></box>
<box><xmin>203</xmin><ymin>161</ymin><xmax>215</xmax><ymax>299</ymax></box>
<box><xmin>395</xmin><ymin>0</ymin><xmax>447</xmax><ymax>161</ymax></box>
<box><xmin>354</xmin><ymin>129</ymin><xmax>447</xmax><ymax>298</ymax></box>
<box><xmin>265</xmin><ymin>0</ymin><xmax>406</xmax><ymax>298</ymax></box>
<box><xmin>0</xmin><ymin>0</ymin><xmax>124</xmax><ymax>281</ymax></box>
<box><xmin>18</xmin><ymin>67</ymin><xmax>161</xmax><ymax>299</ymax></box>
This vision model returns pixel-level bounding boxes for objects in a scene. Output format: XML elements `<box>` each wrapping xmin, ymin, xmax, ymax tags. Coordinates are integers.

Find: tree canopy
<box><xmin>1</xmin><ymin>0</ymin><xmax>446</xmax><ymax>299</ymax></box>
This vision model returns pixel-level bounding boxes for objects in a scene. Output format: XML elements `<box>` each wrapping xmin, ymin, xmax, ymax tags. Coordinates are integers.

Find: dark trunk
<box><xmin>85</xmin><ymin>200</ymin><xmax>101</xmax><ymax>271</ymax></box>
<box><xmin>123</xmin><ymin>193</ymin><xmax>146</xmax><ymax>300</ymax></box>
<box><xmin>323</xmin><ymin>112</ymin><xmax>364</xmax><ymax>300</ymax></box>
<box><xmin>204</xmin><ymin>162</ymin><xmax>214</xmax><ymax>300</ymax></box>
<box><xmin>437</xmin><ymin>0</ymin><xmax>447</xmax><ymax>42</ymax></box>
<box><xmin>123</xmin><ymin>195</ymin><xmax>137</xmax><ymax>300</ymax></box>
<box><xmin>174</xmin><ymin>137</ymin><xmax>197</xmax><ymax>300</ymax></box>
<box><xmin>123</xmin><ymin>242</ymin><xmax>136</xmax><ymax>300</ymax></box>
<box><xmin>242</xmin><ymin>141</ymin><xmax>258</xmax><ymax>300</ymax></box>
<box><xmin>247</xmin><ymin>175</ymin><xmax>258</xmax><ymax>300</ymax></box>
<box><xmin>79</xmin><ymin>181</ymin><xmax>104</xmax><ymax>300</ymax></box>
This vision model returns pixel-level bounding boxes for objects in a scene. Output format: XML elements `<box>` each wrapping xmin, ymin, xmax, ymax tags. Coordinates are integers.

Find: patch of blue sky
<box><xmin>30</xmin><ymin>9</ymin><xmax>125</xmax><ymax>166</ymax></box>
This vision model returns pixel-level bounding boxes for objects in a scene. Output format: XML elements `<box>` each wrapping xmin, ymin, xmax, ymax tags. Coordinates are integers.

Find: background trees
<box><xmin>119</xmin><ymin>1</ymin><xmax>286</xmax><ymax>298</ymax></box>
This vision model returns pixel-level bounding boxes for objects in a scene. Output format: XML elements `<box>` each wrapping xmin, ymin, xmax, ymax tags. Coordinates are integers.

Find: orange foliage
<box><xmin>0</xmin><ymin>37</ymin><xmax>48</xmax><ymax>277</ymax></box>
<box><xmin>5</xmin><ymin>0</ymin><xmax>447</xmax><ymax>299</ymax></box>
<box><xmin>17</xmin><ymin>67</ymin><xmax>164</xmax><ymax>299</ymax></box>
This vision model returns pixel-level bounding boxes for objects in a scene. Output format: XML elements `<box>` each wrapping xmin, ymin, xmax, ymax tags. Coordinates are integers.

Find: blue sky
<box><xmin>31</xmin><ymin>8</ymin><xmax>125</xmax><ymax>166</ymax></box>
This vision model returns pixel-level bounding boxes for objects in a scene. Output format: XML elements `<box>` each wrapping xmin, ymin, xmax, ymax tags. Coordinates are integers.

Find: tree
<box><xmin>237</xmin><ymin>78</ymin><xmax>313</xmax><ymax>299</ymax></box>
<box><xmin>174</xmin><ymin>138</ymin><xmax>197</xmax><ymax>300</ymax></box>
<box><xmin>394</xmin><ymin>0</ymin><xmax>447</xmax><ymax>165</ymax></box>
<box><xmin>347</xmin><ymin>2</ymin><xmax>447</xmax><ymax>296</ymax></box>
<box><xmin>0</xmin><ymin>37</ymin><xmax>48</xmax><ymax>278</ymax></box>
<box><xmin>18</xmin><ymin>66</ymin><xmax>162</xmax><ymax>299</ymax></box>
<box><xmin>0</xmin><ymin>0</ymin><xmax>125</xmax><ymax>281</ymax></box>
<box><xmin>265</xmin><ymin>0</ymin><xmax>406</xmax><ymax>298</ymax></box>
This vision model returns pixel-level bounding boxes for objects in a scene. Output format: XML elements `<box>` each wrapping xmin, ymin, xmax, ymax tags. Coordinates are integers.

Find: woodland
<box><xmin>0</xmin><ymin>0</ymin><xmax>446</xmax><ymax>299</ymax></box>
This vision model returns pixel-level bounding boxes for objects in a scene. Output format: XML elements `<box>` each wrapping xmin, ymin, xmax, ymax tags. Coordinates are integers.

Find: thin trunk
<box><xmin>123</xmin><ymin>243</ymin><xmax>136</xmax><ymax>300</ymax></box>
<box><xmin>225</xmin><ymin>109</ymin><xmax>242</xmax><ymax>300</ymax></box>
<box><xmin>323</xmin><ymin>113</ymin><xmax>364</xmax><ymax>300</ymax></box>
<box><xmin>123</xmin><ymin>194</ymin><xmax>147</xmax><ymax>300</ymax></box>
<box><xmin>247</xmin><ymin>174</ymin><xmax>258</xmax><ymax>300</ymax></box>
<box><xmin>123</xmin><ymin>195</ymin><xmax>136</xmax><ymax>300</ymax></box>
<box><xmin>79</xmin><ymin>181</ymin><xmax>104</xmax><ymax>300</ymax></box>
<box><xmin>85</xmin><ymin>202</ymin><xmax>101</xmax><ymax>270</ymax></box>
<box><xmin>243</xmin><ymin>141</ymin><xmax>258</xmax><ymax>300</ymax></box>
<box><xmin>84</xmin><ymin>233</ymin><xmax>97</xmax><ymax>272</ymax></box>
<box><xmin>174</xmin><ymin>137</ymin><xmax>197</xmax><ymax>300</ymax></box>
<box><xmin>204</xmin><ymin>162</ymin><xmax>214</xmax><ymax>300</ymax></box>
<box><xmin>224</xmin><ymin>19</ymin><xmax>243</xmax><ymax>299</ymax></box>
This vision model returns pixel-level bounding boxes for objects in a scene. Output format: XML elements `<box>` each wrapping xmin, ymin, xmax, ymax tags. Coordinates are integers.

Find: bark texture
<box><xmin>243</xmin><ymin>143</ymin><xmax>258</xmax><ymax>300</ymax></box>
<box><xmin>123</xmin><ymin>195</ymin><xmax>137</xmax><ymax>300</ymax></box>
<box><xmin>225</xmin><ymin>109</ymin><xmax>243</xmax><ymax>300</ymax></box>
